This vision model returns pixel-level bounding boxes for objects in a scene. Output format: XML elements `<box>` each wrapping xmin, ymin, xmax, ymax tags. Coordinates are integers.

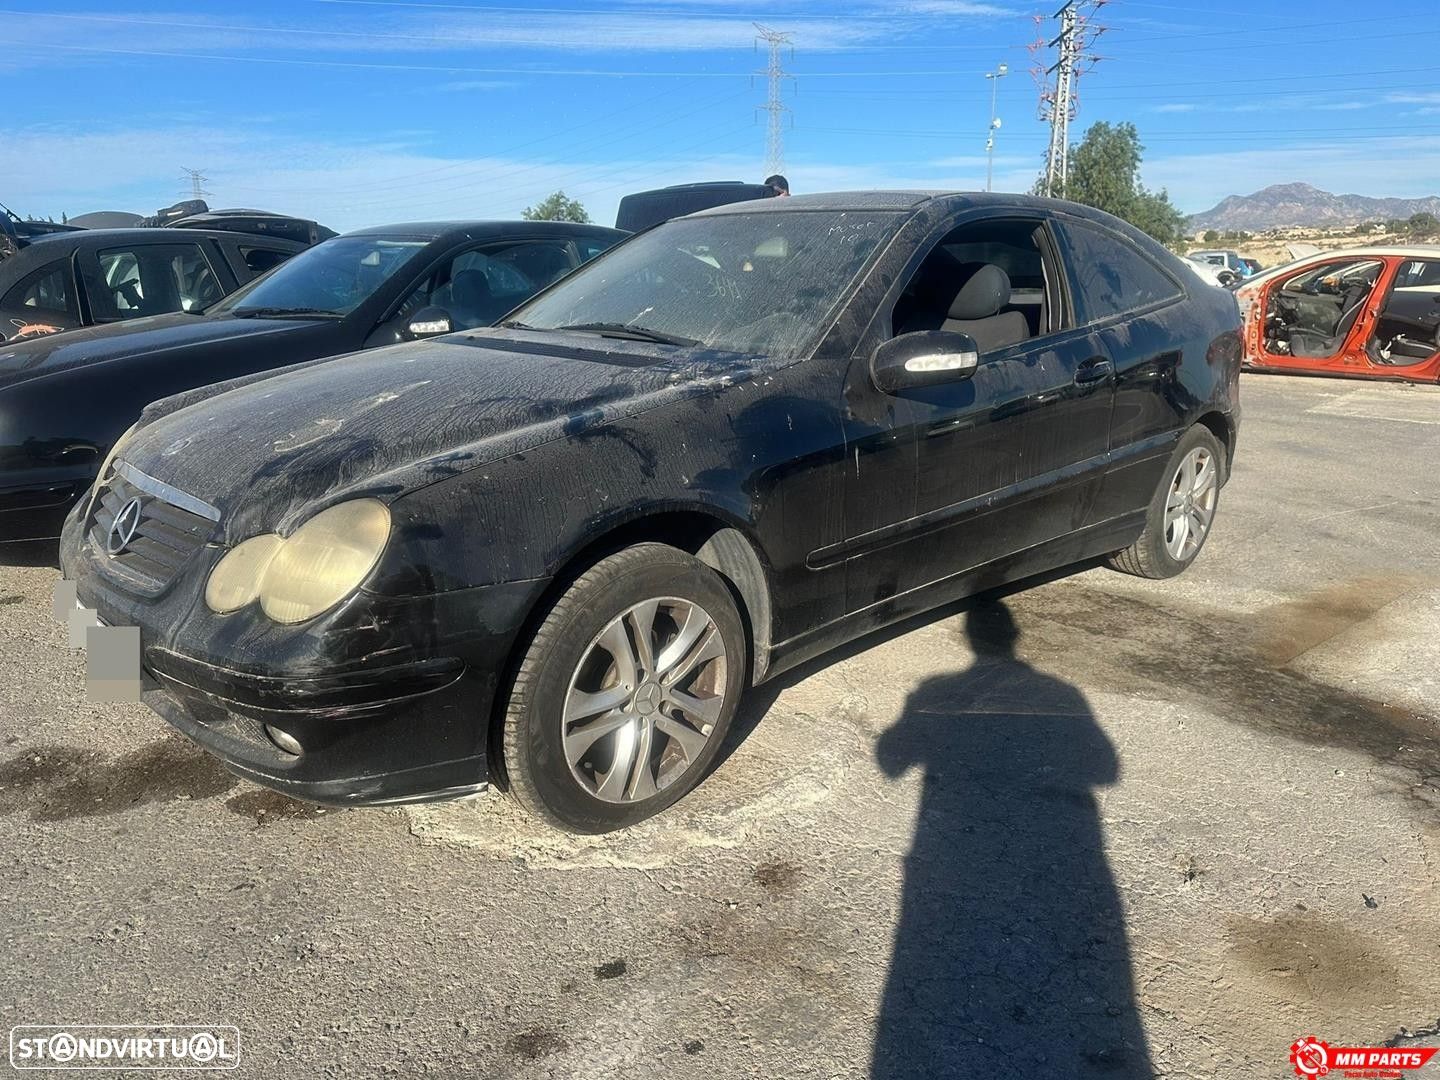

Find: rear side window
<box><xmin>239</xmin><ymin>246</ymin><xmax>293</xmax><ymax>276</ymax></box>
<box><xmin>1</xmin><ymin>259</ymin><xmax>75</xmax><ymax>317</ymax></box>
<box><xmin>1057</xmin><ymin>220</ymin><xmax>1181</xmax><ymax>323</ymax></box>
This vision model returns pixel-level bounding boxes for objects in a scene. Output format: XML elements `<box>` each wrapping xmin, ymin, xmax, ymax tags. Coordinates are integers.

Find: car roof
<box><xmin>21</xmin><ymin>227</ymin><xmax>307</xmax><ymax>249</ymax></box>
<box><xmin>346</xmin><ymin>220</ymin><xmax>629</xmax><ymax>240</ymax></box>
<box><xmin>686</xmin><ymin>189</ymin><xmax>1099</xmax><ymax>217</ymax></box>
<box><xmin>1293</xmin><ymin>245</ymin><xmax>1440</xmax><ymax>260</ymax></box>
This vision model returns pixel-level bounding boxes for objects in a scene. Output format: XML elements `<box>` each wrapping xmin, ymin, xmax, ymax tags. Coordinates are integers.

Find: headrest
<box><xmin>450</xmin><ymin>269</ymin><xmax>491</xmax><ymax>301</ymax></box>
<box><xmin>948</xmin><ymin>264</ymin><xmax>1012</xmax><ymax>321</ymax></box>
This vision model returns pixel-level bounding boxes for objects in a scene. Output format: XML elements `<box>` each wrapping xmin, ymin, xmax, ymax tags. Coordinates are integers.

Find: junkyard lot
<box><xmin>1</xmin><ymin>373</ymin><xmax>1438</xmax><ymax>1078</ymax></box>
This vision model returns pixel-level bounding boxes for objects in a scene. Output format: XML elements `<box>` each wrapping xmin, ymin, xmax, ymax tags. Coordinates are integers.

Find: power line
<box><xmin>180</xmin><ymin>166</ymin><xmax>211</xmax><ymax>201</ymax></box>
<box><xmin>1035</xmin><ymin>0</ymin><xmax>1107</xmax><ymax>198</ymax></box>
<box><xmin>753</xmin><ymin>23</ymin><xmax>794</xmax><ymax>177</ymax></box>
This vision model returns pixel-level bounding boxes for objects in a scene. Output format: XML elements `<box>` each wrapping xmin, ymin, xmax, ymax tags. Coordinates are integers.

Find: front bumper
<box><xmin>60</xmin><ymin>506</ymin><xmax>544</xmax><ymax>806</ymax></box>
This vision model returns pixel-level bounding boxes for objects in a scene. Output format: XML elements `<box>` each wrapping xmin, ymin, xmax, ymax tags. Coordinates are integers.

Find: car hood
<box><xmin>119</xmin><ymin>330</ymin><xmax>757</xmax><ymax>540</ymax></box>
<box><xmin>0</xmin><ymin>312</ymin><xmax>326</xmax><ymax>391</ymax></box>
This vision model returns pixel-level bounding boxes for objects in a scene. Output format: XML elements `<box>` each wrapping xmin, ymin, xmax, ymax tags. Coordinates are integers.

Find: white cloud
<box><xmin>5</xmin><ymin>121</ymin><xmax>1045</xmax><ymax>232</ymax></box>
<box><xmin>1153</xmin><ymin>103</ymin><xmax>1197</xmax><ymax>114</ymax></box>
<box><xmin>0</xmin><ymin>7</ymin><xmax>894</xmax><ymax>62</ymax></box>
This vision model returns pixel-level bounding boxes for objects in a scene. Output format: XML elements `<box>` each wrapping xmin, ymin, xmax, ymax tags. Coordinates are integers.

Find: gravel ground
<box><xmin>2</xmin><ymin>373</ymin><xmax>1438</xmax><ymax>1079</ymax></box>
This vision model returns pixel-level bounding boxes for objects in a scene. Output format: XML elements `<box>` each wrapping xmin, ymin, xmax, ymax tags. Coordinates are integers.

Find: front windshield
<box><xmin>214</xmin><ymin>236</ymin><xmax>429</xmax><ymax>316</ymax></box>
<box><xmin>509</xmin><ymin>210</ymin><xmax>901</xmax><ymax>354</ymax></box>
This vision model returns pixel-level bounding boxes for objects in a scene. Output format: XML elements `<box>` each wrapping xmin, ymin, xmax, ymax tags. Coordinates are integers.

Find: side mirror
<box><xmin>871</xmin><ymin>331</ymin><xmax>980</xmax><ymax>394</ymax></box>
<box><xmin>405</xmin><ymin>306</ymin><xmax>453</xmax><ymax>340</ymax></box>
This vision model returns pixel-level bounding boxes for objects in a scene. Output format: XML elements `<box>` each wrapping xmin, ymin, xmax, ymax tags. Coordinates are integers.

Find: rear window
<box><xmin>240</xmin><ymin>246</ymin><xmax>293</xmax><ymax>275</ymax></box>
<box><xmin>1057</xmin><ymin>220</ymin><xmax>1181</xmax><ymax>322</ymax></box>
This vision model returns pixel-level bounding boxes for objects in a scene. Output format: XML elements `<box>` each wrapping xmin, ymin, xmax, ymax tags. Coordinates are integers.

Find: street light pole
<box><xmin>984</xmin><ymin>62</ymin><xmax>1008</xmax><ymax>192</ymax></box>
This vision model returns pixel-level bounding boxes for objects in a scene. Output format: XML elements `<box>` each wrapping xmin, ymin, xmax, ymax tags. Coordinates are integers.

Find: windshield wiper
<box><xmin>231</xmin><ymin>306</ymin><xmax>343</xmax><ymax>319</ymax></box>
<box><xmin>554</xmin><ymin>322</ymin><xmax>699</xmax><ymax>347</ymax></box>
<box><xmin>497</xmin><ymin>319</ymin><xmax>536</xmax><ymax>330</ymax></box>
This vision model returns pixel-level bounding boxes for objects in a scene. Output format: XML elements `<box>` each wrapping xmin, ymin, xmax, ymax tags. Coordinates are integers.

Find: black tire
<box><xmin>1106</xmin><ymin>425</ymin><xmax>1226</xmax><ymax>579</ymax></box>
<box><xmin>501</xmin><ymin>543</ymin><xmax>747</xmax><ymax>833</ymax></box>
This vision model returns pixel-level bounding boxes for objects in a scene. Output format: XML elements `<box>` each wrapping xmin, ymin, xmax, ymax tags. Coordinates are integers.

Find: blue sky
<box><xmin>6</xmin><ymin>0</ymin><xmax>1440</xmax><ymax>231</ymax></box>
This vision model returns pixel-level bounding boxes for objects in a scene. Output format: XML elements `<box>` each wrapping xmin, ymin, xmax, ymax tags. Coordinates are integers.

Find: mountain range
<box><xmin>1186</xmin><ymin>183</ymin><xmax>1440</xmax><ymax>232</ymax></box>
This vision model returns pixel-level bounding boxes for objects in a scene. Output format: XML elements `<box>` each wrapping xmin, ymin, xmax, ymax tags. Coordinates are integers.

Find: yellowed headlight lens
<box><xmin>258</xmin><ymin>499</ymin><xmax>391</xmax><ymax>624</ymax></box>
<box><xmin>204</xmin><ymin>533</ymin><xmax>284</xmax><ymax>614</ymax></box>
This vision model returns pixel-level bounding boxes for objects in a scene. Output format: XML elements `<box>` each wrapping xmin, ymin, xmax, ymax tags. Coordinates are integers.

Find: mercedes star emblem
<box><xmin>107</xmin><ymin>496</ymin><xmax>144</xmax><ymax>556</ymax></box>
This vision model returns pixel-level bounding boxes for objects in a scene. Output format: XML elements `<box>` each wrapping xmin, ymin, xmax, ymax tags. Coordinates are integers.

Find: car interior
<box><xmin>890</xmin><ymin>220</ymin><xmax>1054</xmax><ymax>353</ymax></box>
<box><xmin>1365</xmin><ymin>258</ymin><xmax>1440</xmax><ymax>366</ymax></box>
<box><xmin>99</xmin><ymin>246</ymin><xmax>224</xmax><ymax>319</ymax></box>
<box><xmin>1262</xmin><ymin>258</ymin><xmax>1382</xmax><ymax>359</ymax></box>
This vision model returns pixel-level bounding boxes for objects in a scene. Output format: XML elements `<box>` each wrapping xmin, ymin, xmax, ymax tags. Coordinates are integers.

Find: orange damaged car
<box><xmin>1235</xmin><ymin>246</ymin><xmax>1440</xmax><ymax>383</ymax></box>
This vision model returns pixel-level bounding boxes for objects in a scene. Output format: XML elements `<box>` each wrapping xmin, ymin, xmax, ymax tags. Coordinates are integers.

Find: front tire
<box><xmin>501</xmin><ymin>543</ymin><xmax>747</xmax><ymax>833</ymax></box>
<box><xmin>1106</xmin><ymin>425</ymin><xmax>1225</xmax><ymax>579</ymax></box>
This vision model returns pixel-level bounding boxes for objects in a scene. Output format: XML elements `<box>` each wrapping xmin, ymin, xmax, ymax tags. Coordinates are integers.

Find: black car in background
<box><xmin>615</xmin><ymin>181</ymin><xmax>775</xmax><ymax>232</ymax></box>
<box><xmin>1</xmin><ymin>219</ymin><xmax>625</xmax><ymax>542</ymax></box>
<box><xmin>0</xmin><ymin>207</ymin><xmax>81</xmax><ymax>262</ymax></box>
<box><xmin>0</xmin><ymin>228</ymin><xmax>307</xmax><ymax>343</ymax></box>
<box><xmin>59</xmin><ymin>192</ymin><xmax>1241</xmax><ymax>831</ymax></box>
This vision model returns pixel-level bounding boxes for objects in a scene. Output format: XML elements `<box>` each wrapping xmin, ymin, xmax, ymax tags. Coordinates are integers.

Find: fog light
<box><xmin>264</xmin><ymin>724</ymin><xmax>303</xmax><ymax>756</ymax></box>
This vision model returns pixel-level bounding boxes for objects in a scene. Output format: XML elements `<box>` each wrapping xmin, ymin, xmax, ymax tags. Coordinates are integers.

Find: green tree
<box><xmin>1203</xmin><ymin>229</ymin><xmax>1220</xmax><ymax>243</ymax></box>
<box><xmin>1408</xmin><ymin>211</ymin><xmax>1438</xmax><ymax>235</ymax></box>
<box><xmin>521</xmin><ymin>190</ymin><xmax>591</xmax><ymax>223</ymax></box>
<box><xmin>1042</xmin><ymin>121</ymin><xmax>1186</xmax><ymax>245</ymax></box>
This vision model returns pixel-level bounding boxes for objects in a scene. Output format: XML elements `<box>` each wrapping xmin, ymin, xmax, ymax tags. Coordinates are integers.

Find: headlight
<box><xmin>204</xmin><ymin>499</ymin><xmax>390</xmax><ymax>623</ymax></box>
<box><xmin>204</xmin><ymin>534</ymin><xmax>284</xmax><ymax>613</ymax></box>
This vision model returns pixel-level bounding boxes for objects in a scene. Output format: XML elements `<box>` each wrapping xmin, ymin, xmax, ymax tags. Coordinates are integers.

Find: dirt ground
<box><xmin>2</xmin><ymin>373</ymin><xmax>1438</xmax><ymax>1079</ymax></box>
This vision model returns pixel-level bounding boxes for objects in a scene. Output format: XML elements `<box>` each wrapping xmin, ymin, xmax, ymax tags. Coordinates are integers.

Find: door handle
<box><xmin>1074</xmin><ymin>357</ymin><xmax>1114</xmax><ymax>385</ymax></box>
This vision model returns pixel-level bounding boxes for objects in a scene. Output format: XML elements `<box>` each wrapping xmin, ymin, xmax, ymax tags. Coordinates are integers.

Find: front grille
<box><xmin>87</xmin><ymin>461</ymin><xmax>219</xmax><ymax>597</ymax></box>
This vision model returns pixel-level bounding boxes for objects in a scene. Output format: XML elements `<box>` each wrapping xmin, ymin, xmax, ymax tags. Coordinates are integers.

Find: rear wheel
<box><xmin>501</xmin><ymin>543</ymin><xmax>746</xmax><ymax>833</ymax></box>
<box><xmin>1106</xmin><ymin>425</ymin><xmax>1225</xmax><ymax>579</ymax></box>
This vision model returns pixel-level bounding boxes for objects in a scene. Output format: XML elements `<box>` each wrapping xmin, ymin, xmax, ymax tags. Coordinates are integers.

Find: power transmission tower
<box><xmin>180</xmin><ymin>167</ymin><xmax>212</xmax><ymax>201</ymax></box>
<box><xmin>1031</xmin><ymin>1</ymin><xmax>1106</xmax><ymax>197</ymax></box>
<box><xmin>753</xmin><ymin>23</ymin><xmax>794</xmax><ymax>178</ymax></box>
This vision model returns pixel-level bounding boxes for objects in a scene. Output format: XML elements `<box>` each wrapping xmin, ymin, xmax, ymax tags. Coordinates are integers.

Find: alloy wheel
<box><xmin>1163</xmin><ymin>446</ymin><xmax>1218</xmax><ymax>561</ymax></box>
<box><xmin>562</xmin><ymin>597</ymin><xmax>729</xmax><ymax>804</ymax></box>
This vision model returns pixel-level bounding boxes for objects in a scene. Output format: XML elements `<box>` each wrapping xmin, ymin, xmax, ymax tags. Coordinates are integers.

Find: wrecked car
<box><xmin>1</xmin><ymin>220</ymin><xmax>623</xmax><ymax>542</ymax></box>
<box><xmin>59</xmin><ymin>191</ymin><xmax>1241</xmax><ymax>833</ymax></box>
<box><xmin>1235</xmin><ymin>246</ymin><xmax>1440</xmax><ymax>383</ymax></box>
<box><xmin>0</xmin><ymin>226</ymin><xmax>306</xmax><ymax>344</ymax></box>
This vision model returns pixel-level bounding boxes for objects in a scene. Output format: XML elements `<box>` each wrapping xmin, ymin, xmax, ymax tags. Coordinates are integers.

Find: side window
<box><xmin>98</xmin><ymin>243</ymin><xmax>224</xmax><ymax>319</ymax></box>
<box><xmin>1056</xmin><ymin>221</ymin><xmax>1181</xmax><ymax>323</ymax></box>
<box><xmin>889</xmin><ymin>218</ymin><xmax>1060</xmax><ymax>353</ymax></box>
<box><xmin>576</xmin><ymin>236</ymin><xmax>619</xmax><ymax>263</ymax></box>
<box><xmin>239</xmin><ymin>246</ymin><xmax>293</xmax><ymax>276</ymax></box>
<box><xmin>1</xmin><ymin>259</ymin><xmax>76</xmax><ymax>320</ymax></box>
<box><xmin>401</xmin><ymin>240</ymin><xmax>578</xmax><ymax>331</ymax></box>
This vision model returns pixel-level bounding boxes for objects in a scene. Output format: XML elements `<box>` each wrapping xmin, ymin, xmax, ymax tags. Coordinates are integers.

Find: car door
<box><xmin>835</xmin><ymin>211</ymin><xmax>1116</xmax><ymax>612</ymax></box>
<box><xmin>1049</xmin><ymin>218</ymin><xmax>1192</xmax><ymax>521</ymax></box>
<box><xmin>1359</xmin><ymin>256</ymin><xmax>1440</xmax><ymax>381</ymax></box>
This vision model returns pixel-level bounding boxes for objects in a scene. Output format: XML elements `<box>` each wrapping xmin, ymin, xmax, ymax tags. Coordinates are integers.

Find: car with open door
<box><xmin>57</xmin><ymin>192</ymin><xmax>1240</xmax><ymax>832</ymax></box>
<box><xmin>1235</xmin><ymin>245</ymin><xmax>1440</xmax><ymax>383</ymax></box>
<box><xmin>0</xmin><ymin>219</ymin><xmax>624</xmax><ymax>543</ymax></box>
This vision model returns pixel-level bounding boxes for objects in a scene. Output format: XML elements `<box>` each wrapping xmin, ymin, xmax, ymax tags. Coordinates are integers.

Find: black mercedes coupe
<box><xmin>60</xmin><ymin>192</ymin><xmax>1242</xmax><ymax>832</ymax></box>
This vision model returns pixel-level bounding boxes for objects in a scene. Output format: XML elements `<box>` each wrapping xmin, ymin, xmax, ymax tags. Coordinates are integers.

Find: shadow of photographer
<box><xmin>871</xmin><ymin>599</ymin><xmax>1153</xmax><ymax>1078</ymax></box>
